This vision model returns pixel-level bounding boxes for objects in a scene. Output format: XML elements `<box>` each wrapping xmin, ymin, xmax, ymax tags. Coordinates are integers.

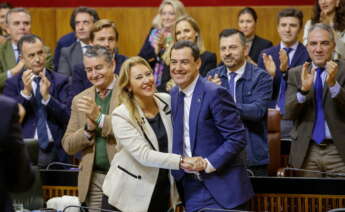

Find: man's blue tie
<box><xmin>34</xmin><ymin>77</ymin><xmax>49</xmax><ymax>150</ymax></box>
<box><xmin>173</xmin><ymin>91</ymin><xmax>185</xmax><ymax>156</ymax></box>
<box><xmin>278</xmin><ymin>47</ymin><xmax>292</xmax><ymax>115</ymax></box>
<box><xmin>228</xmin><ymin>72</ymin><xmax>237</xmax><ymax>99</ymax></box>
<box><xmin>312</xmin><ymin>67</ymin><xmax>326</xmax><ymax>144</ymax></box>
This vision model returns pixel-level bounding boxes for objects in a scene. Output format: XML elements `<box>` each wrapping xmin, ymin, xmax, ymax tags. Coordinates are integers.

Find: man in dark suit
<box><xmin>70</xmin><ymin>19</ymin><xmax>127</xmax><ymax>99</ymax></box>
<box><xmin>57</xmin><ymin>7</ymin><xmax>99</xmax><ymax>77</ymax></box>
<box><xmin>3</xmin><ymin>34</ymin><xmax>70</xmax><ymax>168</ymax></box>
<box><xmin>257</xmin><ymin>8</ymin><xmax>309</xmax><ymax>139</ymax></box>
<box><xmin>54</xmin><ymin>32</ymin><xmax>76</xmax><ymax>72</ymax></box>
<box><xmin>0</xmin><ymin>95</ymin><xmax>34</xmax><ymax>212</ymax></box>
<box><xmin>207</xmin><ymin>29</ymin><xmax>272</xmax><ymax>175</ymax></box>
<box><xmin>286</xmin><ymin>23</ymin><xmax>345</xmax><ymax>177</ymax></box>
<box><xmin>170</xmin><ymin>40</ymin><xmax>254</xmax><ymax>211</ymax></box>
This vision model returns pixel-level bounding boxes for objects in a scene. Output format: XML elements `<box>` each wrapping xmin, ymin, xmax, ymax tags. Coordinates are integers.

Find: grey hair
<box><xmin>308</xmin><ymin>23</ymin><xmax>335</xmax><ymax>43</ymax></box>
<box><xmin>84</xmin><ymin>45</ymin><xmax>113</xmax><ymax>64</ymax></box>
<box><xmin>6</xmin><ymin>8</ymin><xmax>31</xmax><ymax>24</ymax></box>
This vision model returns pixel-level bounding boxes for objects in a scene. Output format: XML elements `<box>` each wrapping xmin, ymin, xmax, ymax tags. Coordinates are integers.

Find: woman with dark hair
<box><xmin>303</xmin><ymin>0</ymin><xmax>345</xmax><ymax>59</ymax></box>
<box><xmin>237</xmin><ymin>7</ymin><xmax>273</xmax><ymax>64</ymax></box>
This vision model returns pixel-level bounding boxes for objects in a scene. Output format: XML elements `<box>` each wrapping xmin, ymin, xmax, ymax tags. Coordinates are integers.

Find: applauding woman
<box><xmin>102</xmin><ymin>56</ymin><xmax>206</xmax><ymax>212</ymax></box>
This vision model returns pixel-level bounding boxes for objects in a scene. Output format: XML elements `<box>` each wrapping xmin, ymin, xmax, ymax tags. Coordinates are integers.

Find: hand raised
<box><xmin>279</xmin><ymin>49</ymin><xmax>289</xmax><ymax>72</ymax></box>
<box><xmin>76</xmin><ymin>96</ymin><xmax>101</xmax><ymax>121</ymax></box>
<box><xmin>263</xmin><ymin>53</ymin><xmax>276</xmax><ymax>77</ymax></box>
<box><xmin>38</xmin><ymin>72</ymin><xmax>51</xmax><ymax>101</ymax></box>
<box><xmin>207</xmin><ymin>73</ymin><xmax>221</xmax><ymax>85</ymax></box>
<box><xmin>21</xmin><ymin>69</ymin><xmax>34</xmax><ymax>96</ymax></box>
<box><xmin>300</xmin><ymin>62</ymin><xmax>314</xmax><ymax>92</ymax></box>
<box><xmin>325</xmin><ymin>60</ymin><xmax>338</xmax><ymax>87</ymax></box>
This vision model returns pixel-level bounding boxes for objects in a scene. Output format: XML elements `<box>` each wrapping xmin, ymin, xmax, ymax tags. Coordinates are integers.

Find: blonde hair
<box><xmin>115</xmin><ymin>56</ymin><xmax>154</xmax><ymax>123</ymax></box>
<box><xmin>152</xmin><ymin>0</ymin><xmax>187</xmax><ymax>29</ymax></box>
<box><xmin>163</xmin><ymin>15</ymin><xmax>205</xmax><ymax>64</ymax></box>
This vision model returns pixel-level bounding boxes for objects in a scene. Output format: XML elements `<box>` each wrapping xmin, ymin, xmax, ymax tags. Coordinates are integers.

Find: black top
<box><xmin>249</xmin><ymin>35</ymin><xmax>273</xmax><ymax>64</ymax></box>
<box><xmin>146</xmin><ymin>113</ymin><xmax>170</xmax><ymax>211</ymax></box>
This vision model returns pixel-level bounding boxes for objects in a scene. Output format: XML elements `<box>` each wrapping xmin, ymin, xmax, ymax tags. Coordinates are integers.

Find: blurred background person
<box><xmin>139</xmin><ymin>0</ymin><xmax>186</xmax><ymax>91</ymax></box>
<box><xmin>0</xmin><ymin>95</ymin><xmax>34</xmax><ymax>212</ymax></box>
<box><xmin>303</xmin><ymin>0</ymin><xmax>345</xmax><ymax>59</ymax></box>
<box><xmin>237</xmin><ymin>7</ymin><xmax>273</xmax><ymax>64</ymax></box>
<box><xmin>102</xmin><ymin>56</ymin><xmax>205</xmax><ymax>212</ymax></box>
<box><xmin>0</xmin><ymin>2</ymin><xmax>13</xmax><ymax>44</ymax></box>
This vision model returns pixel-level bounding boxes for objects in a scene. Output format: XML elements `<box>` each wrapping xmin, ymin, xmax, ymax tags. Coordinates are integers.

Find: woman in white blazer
<box><xmin>102</xmin><ymin>56</ymin><xmax>204</xmax><ymax>212</ymax></box>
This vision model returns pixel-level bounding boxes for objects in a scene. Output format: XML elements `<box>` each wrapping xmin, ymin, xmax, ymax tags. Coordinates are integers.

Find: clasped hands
<box><xmin>180</xmin><ymin>156</ymin><xmax>207</xmax><ymax>172</ymax></box>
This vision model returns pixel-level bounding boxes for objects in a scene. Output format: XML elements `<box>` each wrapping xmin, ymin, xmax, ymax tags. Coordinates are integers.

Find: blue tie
<box><xmin>312</xmin><ymin>67</ymin><xmax>326</xmax><ymax>144</ymax></box>
<box><xmin>228</xmin><ymin>72</ymin><xmax>237</xmax><ymax>99</ymax></box>
<box><xmin>173</xmin><ymin>91</ymin><xmax>185</xmax><ymax>155</ymax></box>
<box><xmin>34</xmin><ymin>77</ymin><xmax>49</xmax><ymax>150</ymax></box>
<box><xmin>278</xmin><ymin>47</ymin><xmax>293</xmax><ymax>115</ymax></box>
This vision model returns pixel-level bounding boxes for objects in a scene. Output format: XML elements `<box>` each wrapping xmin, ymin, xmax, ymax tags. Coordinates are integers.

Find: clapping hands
<box><xmin>180</xmin><ymin>156</ymin><xmax>207</xmax><ymax>172</ymax></box>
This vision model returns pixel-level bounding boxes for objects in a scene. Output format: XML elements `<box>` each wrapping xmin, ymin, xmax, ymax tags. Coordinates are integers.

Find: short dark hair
<box><xmin>84</xmin><ymin>45</ymin><xmax>114</xmax><ymax>64</ymax></box>
<box><xmin>70</xmin><ymin>7</ymin><xmax>100</xmax><ymax>31</ymax></box>
<box><xmin>17</xmin><ymin>34</ymin><xmax>43</xmax><ymax>54</ymax></box>
<box><xmin>277</xmin><ymin>8</ymin><xmax>303</xmax><ymax>27</ymax></box>
<box><xmin>170</xmin><ymin>40</ymin><xmax>200</xmax><ymax>61</ymax></box>
<box><xmin>219</xmin><ymin>29</ymin><xmax>246</xmax><ymax>46</ymax></box>
<box><xmin>0</xmin><ymin>2</ymin><xmax>13</xmax><ymax>10</ymax></box>
<box><xmin>238</xmin><ymin>7</ymin><xmax>257</xmax><ymax>22</ymax></box>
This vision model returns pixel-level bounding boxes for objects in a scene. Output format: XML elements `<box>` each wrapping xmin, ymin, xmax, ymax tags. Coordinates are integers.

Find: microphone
<box><xmin>280</xmin><ymin>167</ymin><xmax>345</xmax><ymax>177</ymax></box>
<box><xmin>46</xmin><ymin>162</ymin><xmax>79</xmax><ymax>170</ymax></box>
<box><xmin>63</xmin><ymin>205</ymin><xmax>120</xmax><ymax>212</ymax></box>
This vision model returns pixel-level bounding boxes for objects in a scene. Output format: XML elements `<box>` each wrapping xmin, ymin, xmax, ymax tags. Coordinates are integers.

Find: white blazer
<box><xmin>102</xmin><ymin>93</ymin><xmax>181</xmax><ymax>212</ymax></box>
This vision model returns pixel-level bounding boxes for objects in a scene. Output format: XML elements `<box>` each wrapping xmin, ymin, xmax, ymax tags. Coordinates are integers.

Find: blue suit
<box><xmin>171</xmin><ymin>77</ymin><xmax>254</xmax><ymax>210</ymax></box>
<box><xmin>207</xmin><ymin>63</ymin><xmax>273</xmax><ymax>167</ymax></box>
<box><xmin>3</xmin><ymin>69</ymin><xmax>70</xmax><ymax>163</ymax></box>
<box><xmin>257</xmin><ymin>43</ymin><xmax>309</xmax><ymax>106</ymax></box>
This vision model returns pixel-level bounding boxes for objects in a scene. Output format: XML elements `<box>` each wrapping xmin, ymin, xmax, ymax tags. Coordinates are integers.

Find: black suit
<box><xmin>0</xmin><ymin>95</ymin><xmax>34</xmax><ymax>212</ymax></box>
<box><xmin>248</xmin><ymin>35</ymin><xmax>273</xmax><ymax>64</ymax></box>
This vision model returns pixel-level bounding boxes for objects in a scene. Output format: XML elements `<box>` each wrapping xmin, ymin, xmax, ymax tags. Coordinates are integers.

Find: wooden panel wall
<box><xmin>28</xmin><ymin>6</ymin><xmax>313</xmax><ymax>60</ymax></box>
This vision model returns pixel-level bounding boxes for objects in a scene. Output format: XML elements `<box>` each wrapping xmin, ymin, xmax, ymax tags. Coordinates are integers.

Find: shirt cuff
<box><xmin>296</xmin><ymin>92</ymin><xmax>306</xmax><ymax>103</ymax></box>
<box><xmin>41</xmin><ymin>95</ymin><xmax>51</xmax><ymax>105</ymax></box>
<box><xmin>20</xmin><ymin>90</ymin><xmax>32</xmax><ymax>100</ymax></box>
<box><xmin>7</xmin><ymin>70</ymin><xmax>13</xmax><ymax>78</ymax></box>
<box><xmin>204</xmin><ymin>158</ymin><xmax>216</xmax><ymax>173</ymax></box>
<box><xmin>98</xmin><ymin>114</ymin><xmax>105</xmax><ymax>128</ymax></box>
<box><xmin>329</xmin><ymin>82</ymin><xmax>341</xmax><ymax>98</ymax></box>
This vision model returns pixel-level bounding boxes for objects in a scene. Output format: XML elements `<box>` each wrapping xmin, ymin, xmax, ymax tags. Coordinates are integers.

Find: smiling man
<box><xmin>257</xmin><ymin>8</ymin><xmax>310</xmax><ymax>139</ymax></box>
<box><xmin>170</xmin><ymin>40</ymin><xmax>254</xmax><ymax>211</ymax></box>
<box><xmin>286</xmin><ymin>23</ymin><xmax>345</xmax><ymax>177</ymax></box>
<box><xmin>62</xmin><ymin>45</ymin><xmax>117</xmax><ymax>209</ymax></box>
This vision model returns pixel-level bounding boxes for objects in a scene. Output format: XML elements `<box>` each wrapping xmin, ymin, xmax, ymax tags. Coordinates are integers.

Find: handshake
<box><xmin>180</xmin><ymin>156</ymin><xmax>207</xmax><ymax>172</ymax></box>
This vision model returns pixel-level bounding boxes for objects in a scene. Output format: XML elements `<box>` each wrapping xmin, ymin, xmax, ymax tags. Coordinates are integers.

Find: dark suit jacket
<box><xmin>0</xmin><ymin>95</ymin><xmax>34</xmax><ymax>212</ymax></box>
<box><xmin>171</xmin><ymin>77</ymin><xmax>254</xmax><ymax>209</ymax></box>
<box><xmin>58</xmin><ymin>41</ymin><xmax>83</xmax><ymax>77</ymax></box>
<box><xmin>3</xmin><ymin>69</ymin><xmax>70</xmax><ymax>162</ymax></box>
<box><xmin>285</xmin><ymin>60</ymin><xmax>345</xmax><ymax>168</ymax></box>
<box><xmin>53</xmin><ymin>32</ymin><xmax>77</xmax><ymax>72</ymax></box>
<box><xmin>207</xmin><ymin>63</ymin><xmax>272</xmax><ymax>166</ymax></box>
<box><xmin>257</xmin><ymin>43</ymin><xmax>309</xmax><ymax>106</ymax></box>
<box><xmin>248</xmin><ymin>35</ymin><xmax>273</xmax><ymax>64</ymax></box>
<box><xmin>69</xmin><ymin>53</ymin><xmax>127</xmax><ymax>99</ymax></box>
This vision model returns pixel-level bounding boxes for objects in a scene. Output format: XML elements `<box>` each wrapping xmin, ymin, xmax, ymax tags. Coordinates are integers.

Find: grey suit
<box><xmin>57</xmin><ymin>41</ymin><xmax>83</xmax><ymax>77</ymax></box>
<box><xmin>285</xmin><ymin>60</ymin><xmax>345</xmax><ymax>169</ymax></box>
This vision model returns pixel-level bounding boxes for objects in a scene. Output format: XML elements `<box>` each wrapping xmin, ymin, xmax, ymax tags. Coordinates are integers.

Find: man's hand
<box><xmin>325</xmin><ymin>60</ymin><xmax>338</xmax><ymax>87</ymax></box>
<box><xmin>262</xmin><ymin>53</ymin><xmax>276</xmax><ymax>77</ymax></box>
<box><xmin>300</xmin><ymin>62</ymin><xmax>314</xmax><ymax>92</ymax></box>
<box><xmin>76</xmin><ymin>96</ymin><xmax>101</xmax><ymax>121</ymax></box>
<box><xmin>207</xmin><ymin>74</ymin><xmax>221</xmax><ymax>85</ymax></box>
<box><xmin>39</xmin><ymin>72</ymin><xmax>51</xmax><ymax>101</ymax></box>
<box><xmin>10</xmin><ymin>60</ymin><xmax>25</xmax><ymax>76</ymax></box>
<box><xmin>17</xmin><ymin>103</ymin><xmax>26</xmax><ymax>124</ymax></box>
<box><xmin>279</xmin><ymin>49</ymin><xmax>289</xmax><ymax>72</ymax></box>
<box><xmin>21</xmin><ymin>69</ymin><xmax>33</xmax><ymax>96</ymax></box>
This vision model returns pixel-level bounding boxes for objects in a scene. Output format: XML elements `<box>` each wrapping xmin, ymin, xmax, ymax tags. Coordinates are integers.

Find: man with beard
<box><xmin>207</xmin><ymin>29</ymin><xmax>272</xmax><ymax>175</ymax></box>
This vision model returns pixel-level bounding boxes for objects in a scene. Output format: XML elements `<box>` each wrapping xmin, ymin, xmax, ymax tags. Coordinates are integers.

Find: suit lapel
<box><xmin>5</xmin><ymin>41</ymin><xmax>16</xmax><ymax>68</ymax></box>
<box><xmin>189</xmin><ymin>77</ymin><xmax>204</xmax><ymax>154</ymax></box>
<box><xmin>45</xmin><ymin>70</ymin><xmax>55</xmax><ymax>95</ymax></box>
<box><xmin>290</xmin><ymin>43</ymin><xmax>304</xmax><ymax>67</ymax></box>
<box><xmin>155</xmin><ymin>94</ymin><xmax>172</xmax><ymax>152</ymax></box>
<box><xmin>109</xmin><ymin>77</ymin><xmax>118</xmax><ymax>113</ymax></box>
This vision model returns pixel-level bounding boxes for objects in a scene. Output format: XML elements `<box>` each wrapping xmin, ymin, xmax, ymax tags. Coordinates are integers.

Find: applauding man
<box><xmin>170</xmin><ymin>40</ymin><xmax>253</xmax><ymax>211</ymax></box>
<box><xmin>286</xmin><ymin>23</ymin><xmax>345</xmax><ymax>177</ymax></box>
<box><xmin>3</xmin><ymin>34</ymin><xmax>70</xmax><ymax>167</ymax></box>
